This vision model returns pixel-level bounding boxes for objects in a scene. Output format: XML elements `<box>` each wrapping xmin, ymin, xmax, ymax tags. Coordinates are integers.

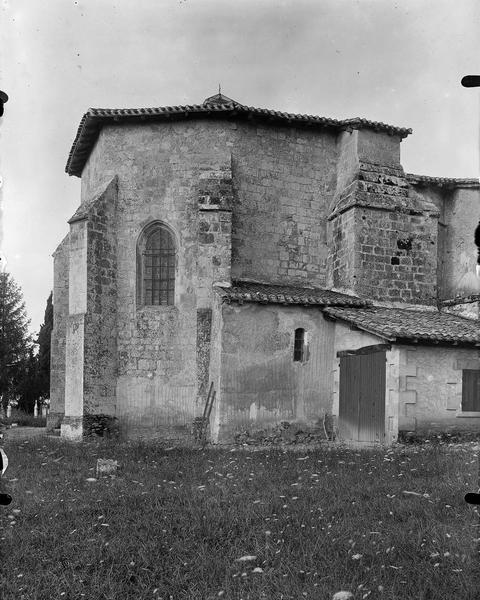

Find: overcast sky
<box><xmin>0</xmin><ymin>0</ymin><xmax>479</xmax><ymax>334</ymax></box>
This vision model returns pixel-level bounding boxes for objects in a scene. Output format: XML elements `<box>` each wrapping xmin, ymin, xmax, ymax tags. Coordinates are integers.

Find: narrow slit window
<box><xmin>294</xmin><ymin>328</ymin><xmax>305</xmax><ymax>362</ymax></box>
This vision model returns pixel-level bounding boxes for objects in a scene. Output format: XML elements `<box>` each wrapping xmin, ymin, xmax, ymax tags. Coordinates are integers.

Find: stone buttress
<box><xmin>58</xmin><ymin>177</ymin><xmax>118</xmax><ymax>439</ymax></box>
<box><xmin>196</xmin><ymin>164</ymin><xmax>233</xmax><ymax>423</ymax></box>
<box><xmin>327</xmin><ymin>128</ymin><xmax>440</xmax><ymax>305</ymax></box>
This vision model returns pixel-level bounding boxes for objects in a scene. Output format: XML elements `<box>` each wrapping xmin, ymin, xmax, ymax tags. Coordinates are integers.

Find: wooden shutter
<box><xmin>462</xmin><ymin>370</ymin><xmax>480</xmax><ymax>411</ymax></box>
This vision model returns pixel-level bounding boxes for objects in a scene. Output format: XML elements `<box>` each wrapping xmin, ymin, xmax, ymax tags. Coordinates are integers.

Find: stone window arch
<box><xmin>137</xmin><ymin>222</ymin><xmax>176</xmax><ymax>307</ymax></box>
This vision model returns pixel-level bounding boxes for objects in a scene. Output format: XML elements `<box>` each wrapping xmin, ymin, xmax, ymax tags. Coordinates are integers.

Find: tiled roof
<box><xmin>323</xmin><ymin>306</ymin><xmax>480</xmax><ymax>345</ymax></box>
<box><xmin>441</xmin><ymin>294</ymin><xmax>480</xmax><ymax>307</ymax></box>
<box><xmin>214</xmin><ymin>280</ymin><xmax>371</xmax><ymax>307</ymax></box>
<box><xmin>407</xmin><ymin>173</ymin><xmax>480</xmax><ymax>188</ymax></box>
<box><xmin>66</xmin><ymin>95</ymin><xmax>412</xmax><ymax>177</ymax></box>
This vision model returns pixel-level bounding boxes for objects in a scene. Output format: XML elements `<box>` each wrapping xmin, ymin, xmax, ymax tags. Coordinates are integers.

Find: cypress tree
<box><xmin>0</xmin><ymin>273</ymin><xmax>31</xmax><ymax>413</ymax></box>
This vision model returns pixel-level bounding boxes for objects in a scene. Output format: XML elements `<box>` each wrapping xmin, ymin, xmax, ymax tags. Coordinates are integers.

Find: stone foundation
<box><xmin>46</xmin><ymin>411</ymin><xmax>63</xmax><ymax>432</ymax></box>
<box><xmin>60</xmin><ymin>416</ymin><xmax>83</xmax><ymax>441</ymax></box>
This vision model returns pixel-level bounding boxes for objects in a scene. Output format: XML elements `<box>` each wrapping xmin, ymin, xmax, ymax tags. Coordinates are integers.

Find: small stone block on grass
<box><xmin>96</xmin><ymin>458</ymin><xmax>119</xmax><ymax>477</ymax></box>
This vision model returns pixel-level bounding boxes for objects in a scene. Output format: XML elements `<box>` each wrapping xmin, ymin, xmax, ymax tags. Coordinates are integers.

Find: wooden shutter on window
<box><xmin>462</xmin><ymin>369</ymin><xmax>480</xmax><ymax>411</ymax></box>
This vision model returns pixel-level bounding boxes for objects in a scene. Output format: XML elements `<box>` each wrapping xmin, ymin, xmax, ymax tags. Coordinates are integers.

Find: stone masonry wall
<box><xmin>351</xmin><ymin>206</ymin><xmax>438</xmax><ymax>303</ymax></box>
<box><xmin>80</xmin><ymin>121</ymin><xmax>239</xmax><ymax>439</ymax></box>
<box><xmin>404</xmin><ymin>184</ymin><xmax>449</xmax><ymax>301</ymax></box>
<box><xmin>74</xmin><ymin>118</ymin><xmax>344</xmax><ymax>439</ymax></box>
<box><xmin>408</xmin><ymin>184</ymin><xmax>480</xmax><ymax>301</ymax></box>
<box><xmin>328</xmin><ymin>207</ymin><xmax>357</xmax><ymax>294</ymax></box>
<box><xmin>83</xmin><ymin>178</ymin><xmax>118</xmax><ymax>416</ymax></box>
<box><xmin>197</xmin><ymin>165</ymin><xmax>233</xmax><ymax>307</ymax></box>
<box><xmin>230</xmin><ymin>122</ymin><xmax>337</xmax><ymax>287</ymax></box>
<box><xmin>47</xmin><ymin>235</ymin><xmax>70</xmax><ymax>430</ymax></box>
<box><xmin>328</xmin><ymin>130</ymin><xmax>439</xmax><ymax>304</ymax></box>
<box><xmin>82</xmin><ymin>120</ymin><xmax>338</xmax><ymax>299</ymax></box>
<box><xmin>196</xmin><ymin>307</ymin><xmax>212</xmax><ymax>404</ymax></box>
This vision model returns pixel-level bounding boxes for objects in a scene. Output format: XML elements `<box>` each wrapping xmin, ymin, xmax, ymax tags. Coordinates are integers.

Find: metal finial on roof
<box><xmin>203</xmin><ymin>90</ymin><xmax>239</xmax><ymax>106</ymax></box>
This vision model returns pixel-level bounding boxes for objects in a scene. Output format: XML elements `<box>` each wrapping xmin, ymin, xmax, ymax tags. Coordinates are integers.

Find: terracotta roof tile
<box><xmin>323</xmin><ymin>306</ymin><xmax>480</xmax><ymax>345</ymax></box>
<box><xmin>441</xmin><ymin>294</ymin><xmax>480</xmax><ymax>306</ymax></box>
<box><xmin>66</xmin><ymin>98</ymin><xmax>412</xmax><ymax>177</ymax></box>
<box><xmin>215</xmin><ymin>280</ymin><xmax>371</xmax><ymax>307</ymax></box>
<box><xmin>407</xmin><ymin>173</ymin><xmax>480</xmax><ymax>188</ymax></box>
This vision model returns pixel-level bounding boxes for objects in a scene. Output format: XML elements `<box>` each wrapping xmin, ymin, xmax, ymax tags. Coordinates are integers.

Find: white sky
<box><xmin>0</xmin><ymin>0</ymin><xmax>479</xmax><ymax>334</ymax></box>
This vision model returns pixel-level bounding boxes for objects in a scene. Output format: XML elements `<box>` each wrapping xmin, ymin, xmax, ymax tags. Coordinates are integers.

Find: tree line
<box><xmin>0</xmin><ymin>272</ymin><xmax>52</xmax><ymax>415</ymax></box>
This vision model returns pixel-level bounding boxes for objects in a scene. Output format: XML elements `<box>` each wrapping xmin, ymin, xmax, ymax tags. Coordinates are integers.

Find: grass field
<box><xmin>0</xmin><ymin>437</ymin><xmax>479</xmax><ymax>600</ymax></box>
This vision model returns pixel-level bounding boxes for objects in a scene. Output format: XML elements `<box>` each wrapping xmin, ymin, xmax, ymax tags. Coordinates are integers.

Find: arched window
<box><xmin>137</xmin><ymin>223</ymin><xmax>176</xmax><ymax>306</ymax></box>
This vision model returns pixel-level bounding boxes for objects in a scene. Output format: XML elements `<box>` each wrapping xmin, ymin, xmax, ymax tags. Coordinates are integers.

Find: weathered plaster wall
<box><xmin>441</xmin><ymin>188</ymin><xmax>480</xmax><ymax>299</ymax></box>
<box><xmin>216</xmin><ymin>303</ymin><xmax>335</xmax><ymax>441</ymax></box>
<box><xmin>405</xmin><ymin>185</ymin><xmax>447</xmax><ymax>302</ymax></box>
<box><xmin>47</xmin><ymin>235</ymin><xmax>69</xmax><ymax>430</ymax></box>
<box><xmin>385</xmin><ymin>347</ymin><xmax>400</xmax><ymax>445</ymax></box>
<box><xmin>397</xmin><ymin>345</ymin><xmax>480</xmax><ymax>433</ymax></box>
<box><xmin>208</xmin><ymin>291</ymin><xmax>224</xmax><ymax>441</ymax></box>
<box><xmin>442</xmin><ymin>301</ymin><xmax>479</xmax><ymax>321</ymax></box>
<box><xmin>409</xmin><ymin>184</ymin><xmax>480</xmax><ymax>300</ymax></box>
<box><xmin>62</xmin><ymin>219</ymin><xmax>88</xmax><ymax>440</ymax></box>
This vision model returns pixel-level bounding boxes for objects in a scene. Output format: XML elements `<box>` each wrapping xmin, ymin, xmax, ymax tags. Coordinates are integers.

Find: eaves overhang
<box><xmin>407</xmin><ymin>173</ymin><xmax>480</xmax><ymax>189</ymax></box>
<box><xmin>66</xmin><ymin>101</ymin><xmax>412</xmax><ymax>178</ymax></box>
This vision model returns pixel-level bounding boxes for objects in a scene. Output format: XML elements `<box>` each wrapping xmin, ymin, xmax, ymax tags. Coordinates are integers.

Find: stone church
<box><xmin>48</xmin><ymin>92</ymin><xmax>480</xmax><ymax>445</ymax></box>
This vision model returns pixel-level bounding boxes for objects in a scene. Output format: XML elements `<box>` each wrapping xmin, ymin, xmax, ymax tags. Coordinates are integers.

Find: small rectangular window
<box><xmin>294</xmin><ymin>328</ymin><xmax>305</xmax><ymax>362</ymax></box>
<box><xmin>462</xmin><ymin>369</ymin><xmax>480</xmax><ymax>411</ymax></box>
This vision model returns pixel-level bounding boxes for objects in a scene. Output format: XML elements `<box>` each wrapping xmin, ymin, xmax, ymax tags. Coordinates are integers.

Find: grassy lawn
<box><xmin>0</xmin><ymin>438</ymin><xmax>479</xmax><ymax>600</ymax></box>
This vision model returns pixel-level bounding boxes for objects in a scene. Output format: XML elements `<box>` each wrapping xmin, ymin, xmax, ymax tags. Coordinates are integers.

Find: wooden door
<box><xmin>339</xmin><ymin>345</ymin><xmax>386</xmax><ymax>442</ymax></box>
